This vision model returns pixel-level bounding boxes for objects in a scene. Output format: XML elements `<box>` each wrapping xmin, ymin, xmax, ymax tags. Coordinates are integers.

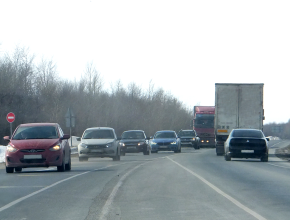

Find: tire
<box><xmin>15</xmin><ymin>167</ymin><xmax>22</xmax><ymax>172</ymax></box>
<box><xmin>113</xmin><ymin>149</ymin><xmax>121</xmax><ymax>161</ymax></box>
<box><xmin>113</xmin><ymin>154</ymin><xmax>120</xmax><ymax>161</ymax></box>
<box><xmin>79</xmin><ymin>157</ymin><xmax>88</xmax><ymax>162</ymax></box>
<box><xmin>65</xmin><ymin>155</ymin><xmax>71</xmax><ymax>171</ymax></box>
<box><xmin>143</xmin><ymin>150</ymin><xmax>150</xmax><ymax>155</ymax></box>
<box><xmin>261</xmin><ymin>154</ymin><xmax>268</xmax><ymax>162</ymax></box>
<box><xmin>57</xmin><ymin>157</ymin><xmax>65</xmax><ymax>172</ymax></box>
<box><xmin>121</xmin><ymin>151</ymin><xmax>126</xmax><ymax>156</ymax></box>
<box><xmin>6</xmin><ymin>167</ymin><xmax>14</xmax><ymax>173</ymax></box>
<box><xmin>225</xmin><ymin>153</ymin><xmax>231</xmax><ymax>161</ymax></box>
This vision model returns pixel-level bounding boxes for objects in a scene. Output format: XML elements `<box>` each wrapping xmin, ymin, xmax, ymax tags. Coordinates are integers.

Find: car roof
<box><xmin>19</xmin><ymin>123</ymin><xmax>58</xmax><ymax>127</ymax></box>
<box><xmin>85</xmin><ymin>127</ymin><xmax>114</xmax><ymax>130</ymax></box>
<box><xmin>155</xmin><ymin>130</ymin><xmax>176</xmax><ymax>133</ymax></box>
<box><xmin>122</xmin><ymin>130</ymin><xmax>144</xmax><ymax>133</ymax></box>
<box><xmin>232</xmin><ymin>128</ymin><xmax>262</xmax><ymax>132</ymax></box>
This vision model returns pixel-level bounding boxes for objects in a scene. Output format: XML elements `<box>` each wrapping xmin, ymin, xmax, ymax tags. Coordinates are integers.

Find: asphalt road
<box><xmin>0</xmin><ymin>140</ymin><xmax>290</xmax><ymax>220</ymax></box>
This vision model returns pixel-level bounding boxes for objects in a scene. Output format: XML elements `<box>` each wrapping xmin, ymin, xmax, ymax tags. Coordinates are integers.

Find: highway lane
<box><xmin>0</xmin><ymin>140</ymin><xmax>290</xmax><ymax>219</ymax></box>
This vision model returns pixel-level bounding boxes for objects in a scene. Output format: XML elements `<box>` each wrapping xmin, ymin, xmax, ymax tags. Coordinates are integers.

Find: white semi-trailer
<box><xmin>215</xmin><ymin>83</ymin><xmax>265</xmax><ymax>156</ymax></box>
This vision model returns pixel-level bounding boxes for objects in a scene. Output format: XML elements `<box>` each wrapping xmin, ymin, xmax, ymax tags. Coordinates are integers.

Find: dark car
<box><xmin>119</xmin><ymin>130</ymin><xmax>151</xmax><ymax>156</ymax></box>
<box><xmin>150</xmin><ymin>130</ymin><xmax>181</xmax><ymax>153</ymax></box>
<box><xmin>4</xmin><ymin>123</ymin><xmax>71</xmax><ymax>173</ymax></box>
<box><xmin>178</xmin><ymin>129</ymin><xmax>200</xmax><ymax>149</ymax></box>
<box><xmin>224</xmin><ymin>129</ymin><xmax>269</xmax><ymax>162</ymax></box>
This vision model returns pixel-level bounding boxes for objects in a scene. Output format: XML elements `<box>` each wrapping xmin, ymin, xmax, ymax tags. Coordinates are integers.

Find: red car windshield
<box><xmin>13</xmin><ymin>126</ymin><xmax>59</xmax><ymax>140</ymax></box>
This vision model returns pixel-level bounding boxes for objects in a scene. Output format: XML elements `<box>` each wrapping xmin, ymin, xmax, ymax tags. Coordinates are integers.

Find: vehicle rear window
<box><xmin>83</xmin><ymin>129</ymin><xmax>114</xmax><ymax>139</ymax></box>
<box><xmin>13</xmin><ymin>126</ymin><xmax>58</xmax><ymax>140</ymax></box>
<box><xmin>122</xmin><ymin>131</ymin><xmax>145</xmax><ymax>139</ymax></box>
<box><xmin>154</xmin><ymin>132</ymin><xmax>176</xmax><ymax>139</ymax></box>
<box><xmin>232</xmin><ymin>130</ymin><xmax>263</xmax><ymax>138</ymax></box>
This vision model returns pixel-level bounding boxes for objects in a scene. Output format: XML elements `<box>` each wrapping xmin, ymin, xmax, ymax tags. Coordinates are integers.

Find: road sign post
<box><xmin>65</xmin><ymin>108</ymin><xmax>75</xmax><ymax>147</ymax></box>
<box><xmin>6</xmin><ymin>112</ymin><xmax>15</xmax><ymax>137</ymax></box>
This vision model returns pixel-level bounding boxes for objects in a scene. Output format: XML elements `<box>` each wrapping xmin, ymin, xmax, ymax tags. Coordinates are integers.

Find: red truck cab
<box><xmin>193</xmin><ymin>106</ymin><xmax>215</xmax><ymax>148</ymax></box>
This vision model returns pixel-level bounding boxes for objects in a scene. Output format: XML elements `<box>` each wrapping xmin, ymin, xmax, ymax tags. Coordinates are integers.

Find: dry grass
<box><xmin>275</xmin><ymin>145</ymin><xmax>290</xmax><ymax>160</ymax></box>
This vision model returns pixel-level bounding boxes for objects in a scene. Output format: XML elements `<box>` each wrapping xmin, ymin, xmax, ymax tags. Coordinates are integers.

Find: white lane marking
<box><xmin>267</xmin><ymin>163</ymin><xmax>290</xmax><ymax>169</ymax></box>
<box><xmin>0</xmin><ymin>155</ymin><xmax>166</xmax><ymax>213</ymax></box>
<box><xmin>99</xmin><ymin>162</ymin><xmax>147</xmax><ymax>220</ymax></box>
<box><xmin>270</xmin><ymin>140</ymin><xmax>288</xmax><ymax>148</ymax></box>
<box><xmin>0</xmin><ymin>186</ymin><xmax>43</xmax><ymax>188</ymax></box>
<box><xmin>0</xmin><ymin>164</ymin><xmax>118</xmax><ymax>213</ymax></box>
<box><xmin>167</xmin><ymin>156</ymin><xmax>267</xmax><ymax>220</ymax></box>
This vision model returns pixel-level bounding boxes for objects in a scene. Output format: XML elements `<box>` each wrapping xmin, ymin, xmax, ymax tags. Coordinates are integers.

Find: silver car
<box><xmin>224</xmin><ymin>129</ymin><xmax>269</xmax><ymax>162</ymax></box>
<box><xmin>78</xmin><ymin>127</ymin><xmax>120</xmax><ymax>161</ymax></box>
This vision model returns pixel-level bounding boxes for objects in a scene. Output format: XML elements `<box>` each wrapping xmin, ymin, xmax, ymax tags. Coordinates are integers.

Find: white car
<box><xmin>77</xmin><ymin>127</ymin><xmax>120</xmax><ymax>161</ymax></box>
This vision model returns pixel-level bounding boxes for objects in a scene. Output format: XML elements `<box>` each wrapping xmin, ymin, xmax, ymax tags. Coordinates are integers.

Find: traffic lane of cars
<box><xmin>1</xmin><ymin>144</ymin><xmax>290</xmax><ymax>219</ymax></box>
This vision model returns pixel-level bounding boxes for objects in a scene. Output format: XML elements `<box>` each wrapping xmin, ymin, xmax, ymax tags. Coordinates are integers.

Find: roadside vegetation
<box><xmin>0</xmin><ymin>47</ymin><xmax>192</xmax><ymax>144</ymax></box>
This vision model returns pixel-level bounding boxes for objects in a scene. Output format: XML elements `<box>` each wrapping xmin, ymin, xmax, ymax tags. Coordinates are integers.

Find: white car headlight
<box><xmin>171</xmin><ymin>142</ymin><xmax>176</xmax><ymax>144</ymax></box>
<box><xmin>7</xmin><ymin>144</ymin><xmax>18</xmax><ymax>153</ymax></box>
<box><xmin>80</xmin><ymin>143</ymin><xmax>87</xmax><ymax>148</ymax></box>
<box><xmin>151</xmin><ymin>141</ymin><xmax>157</xmax><ymax>145</ymax></box>
<box><xmin>106</xmin><ymin>142</ymin><xmax>113</xmax><ymax>148</ymax></box>
<box><xmin>49</xmin><ymin>145</ymin><xmax>61</xmax><ymax>151</ymax></box>
<box><xmin>138</xmin><ymin>142</ymin><xmax>145</xmax><ymax>146</ymax></box>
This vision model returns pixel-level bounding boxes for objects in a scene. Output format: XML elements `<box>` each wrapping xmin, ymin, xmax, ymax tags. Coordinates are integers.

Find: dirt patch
<box><xmin>275</xmin><ymin>145</ymin><xmax>290</xmax><ymax>161</ymax></box>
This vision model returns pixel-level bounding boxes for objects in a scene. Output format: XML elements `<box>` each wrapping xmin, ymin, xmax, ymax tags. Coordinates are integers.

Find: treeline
<box><xmin>264</xmin><ymin>121</ymin><xmax>290</xmax><ymax>139</ymax></box>
<box><xmin>0</xmin><ymin>47</ymin><xmax>192</xmax><ymax>144</ymax></box>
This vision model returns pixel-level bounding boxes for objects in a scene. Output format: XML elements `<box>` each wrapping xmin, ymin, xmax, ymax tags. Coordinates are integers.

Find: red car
<box><xmin>4</xmin><ymin>123</ymin><xmax>71</xmax><ymax>173</ymax></box>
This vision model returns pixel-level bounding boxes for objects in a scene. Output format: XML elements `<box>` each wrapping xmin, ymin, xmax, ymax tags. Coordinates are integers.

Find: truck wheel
<box><xmin>225</xmin><ymin>153</ymin><xmax>231</xmax><ymax>161</ymax></box>
<box><xmin>261</xmin><ymin>154</ymin><xmax>268</xmax><ymax>162</ymax></box>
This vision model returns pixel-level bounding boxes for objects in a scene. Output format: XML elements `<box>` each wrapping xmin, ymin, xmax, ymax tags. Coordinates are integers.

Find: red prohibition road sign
<box><xmin>7</xmin><ymin>112</ymin><xmax>15</xmax><ymax>123</ymax></box>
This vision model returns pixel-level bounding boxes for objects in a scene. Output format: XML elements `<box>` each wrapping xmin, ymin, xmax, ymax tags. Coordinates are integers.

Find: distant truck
<box><xmin>215</xmin><ymin>83</ymin><xmax>265</xmax><ymax>156</ymax></box>
<box><xmin>193</xmin><ymin>106</ymin><xmax>215</xmax><ymax>148</ymax></box>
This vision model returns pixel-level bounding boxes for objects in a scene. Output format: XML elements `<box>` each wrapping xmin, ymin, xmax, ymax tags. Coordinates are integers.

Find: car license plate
<box><xmin>242</xmin><ymin>150</ymin><xmax>254</xmax><ymax>153</ymax></box>
<box><xmin>127</xmin><ymin>147</ymin><xmax>136</xmax><ymax>149</ymax></box>
<box><xmin>24</xmin><ymin>155</ymin><xmax>42</xmax><ymax>159</ymax></box>
<box><xmin>159</xmin><ymin>146</ymin><xmax>168</xmax><ymax>149</ymax></box>
<box><xmin>91</xmin><ymin>149</ymin><xmax>103</xmax><ymax>153</ymax></box>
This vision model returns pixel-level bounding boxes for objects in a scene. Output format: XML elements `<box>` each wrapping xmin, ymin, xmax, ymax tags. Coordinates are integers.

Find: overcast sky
<box><xmin>1</xmin><ymin>0</ymin><xmax>289</xmax><ymax>124</ymax></box>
